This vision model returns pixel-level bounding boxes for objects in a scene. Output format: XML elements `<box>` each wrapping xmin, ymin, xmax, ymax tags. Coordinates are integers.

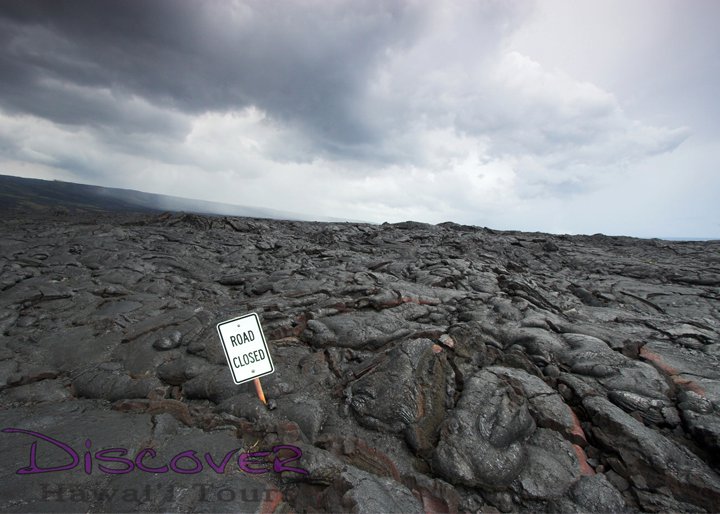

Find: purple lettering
<box><xmin>204</xmin><ymin>448</ymin><xmax>239</xmax><ymax>474</ymax></box>
<box><xmin>94</xmin><ymin>448</ymin><xmax>135</xmax><ymax>474</ymax></box>
<box><xmin>84</xmin><ymin>439</ymin><xmax>92</xmax><ymax>474</ymax></box>
<box><xmin>272</xmin><ymin>445</ymin><xmax>309</xmax><ymax>475</ymax></box>
<box><xmin>169</xmin><ymin>450</ymin><xmax>203</xmax><ymax>474</ymax></box>
<box><xmin>2</xmin><ymin>428</ymin><xmax>79</xmax><ymax>474</ymax></box>
<box><xmin>238</xmin><ymin>451</ymin><xmax>271</xmax><ymax>474</ymax></box>
<box><xmin>134</xmin><ymin>448</ymin><xmax>169</xmax><ymax>473</ymax></box>
<box><xmin>2</xmin><ymin>429</ymin><xmax>309</xmax><ymax>479</ymax></box>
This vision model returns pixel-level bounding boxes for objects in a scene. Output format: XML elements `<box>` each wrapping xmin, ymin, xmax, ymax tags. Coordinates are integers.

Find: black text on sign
<box><xmin>216</xmin><ymin>313</ymin><xmax>274</xmax><ymax>385</ymax></box>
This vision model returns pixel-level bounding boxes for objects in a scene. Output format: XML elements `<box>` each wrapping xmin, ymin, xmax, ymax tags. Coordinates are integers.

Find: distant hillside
<box><xmin>0</xmin><ymin>174</ymin><xmax>332</xmax><ymax>221</ymax></box>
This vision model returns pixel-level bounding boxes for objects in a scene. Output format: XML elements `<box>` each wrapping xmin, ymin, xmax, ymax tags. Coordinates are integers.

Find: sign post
<box><xmin>216</xmin><ymin>312</ymin><xmax>274</xmax><ymax>404</ymax></box>
<box><xmin>253</xmin><ymin>378</ymin><xmax>267</xmax><ymax>404</ymax></box>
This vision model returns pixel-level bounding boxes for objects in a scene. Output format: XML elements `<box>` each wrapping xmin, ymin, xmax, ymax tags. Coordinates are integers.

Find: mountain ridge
<box><xmin>0</xmin><ymin>174</ymin><xmax>358</xmax><ymax>223</ymax></box>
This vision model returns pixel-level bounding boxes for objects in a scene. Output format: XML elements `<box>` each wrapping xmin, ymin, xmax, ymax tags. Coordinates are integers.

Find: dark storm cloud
<box><xmin>0</xmin><ymin>0</ymin><xmax>423</xmax><ymax>156</ymax></box>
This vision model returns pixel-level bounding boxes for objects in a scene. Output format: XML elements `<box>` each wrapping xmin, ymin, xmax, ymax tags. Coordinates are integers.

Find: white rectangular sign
<box><xmin>216</xmin><ymin>312</ymin><xmax>274</xmax><ymax>385</ymax></box>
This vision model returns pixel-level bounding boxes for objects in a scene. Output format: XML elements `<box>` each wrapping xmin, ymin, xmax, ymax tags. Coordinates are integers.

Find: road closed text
<box><xmin>216</xmin><ymin>313</ymin><xmax>274</xmax><ymax>384</ymax></box>
<box><xmin>229</xmin><ymin>331</ymin><xmax>255</xmax><ymax>346</ymax></box>
<box><xmin>232</xmin><ymin>348</ymin><xmax>267</xmax><ymax>368</ymax></box>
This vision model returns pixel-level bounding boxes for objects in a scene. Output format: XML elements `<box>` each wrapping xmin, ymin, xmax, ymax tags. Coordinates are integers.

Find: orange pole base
<box><xmin>254</xmin><ymin>378</ymin><xmax>267</xmax><ymax>405</ymax></box>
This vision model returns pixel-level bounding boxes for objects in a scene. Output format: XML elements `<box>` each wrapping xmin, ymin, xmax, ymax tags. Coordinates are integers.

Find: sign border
<box><xmin>216</xmin><ymin>312</ymin><xmax>274</xmax><ymax>385</ymax></box>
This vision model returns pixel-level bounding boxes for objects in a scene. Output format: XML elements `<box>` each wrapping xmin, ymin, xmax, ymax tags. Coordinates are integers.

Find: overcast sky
<box><xmin>1</xmin><ymin>0</ymin><xmax>718</xmax><ymax>237</ymax></box>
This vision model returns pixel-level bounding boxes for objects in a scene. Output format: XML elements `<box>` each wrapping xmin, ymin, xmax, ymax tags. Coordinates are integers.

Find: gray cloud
<box><xmin>0</xmin><ymin>0</ymin><xmax>425</xmax><ymax>156</ymax></box>
<box><xmin>0</xmin><ymin>0</ymin><xmax>683</xmax><ymax>171</ymax></box>
<box><xmin>0</xmin><ymin>1</ymin><xmax>714</xmax><ymax>237</ymax></box>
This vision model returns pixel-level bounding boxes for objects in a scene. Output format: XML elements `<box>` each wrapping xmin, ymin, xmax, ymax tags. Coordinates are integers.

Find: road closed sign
<box><xmin>216</xmin><ymin>313</ymin><xmax>274</xmax><ymax>385</ymax></box>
